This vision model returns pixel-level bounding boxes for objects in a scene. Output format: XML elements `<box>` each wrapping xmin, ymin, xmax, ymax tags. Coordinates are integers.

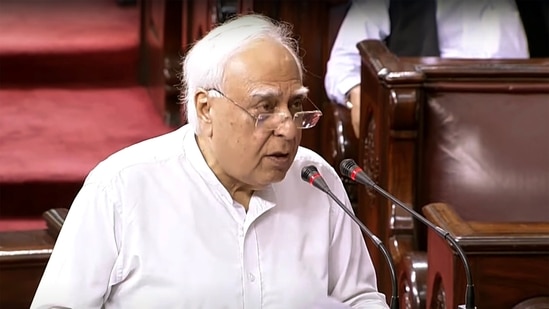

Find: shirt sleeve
<box><xmin>325</xmin><ymin>0</ymin><xmax>390</xmax><ymax>105</ymax></box>
<box><xmin>325</xmin><ymin>168</ymin><xmax>389</xmax><ymax>308</ymax></box>
<box><xmin>30</xmin><ymin>177</ymin><xmax>122</xmax><ymax>309</ymax></box>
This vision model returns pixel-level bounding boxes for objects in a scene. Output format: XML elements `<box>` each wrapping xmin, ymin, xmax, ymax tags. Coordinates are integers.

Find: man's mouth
<box><xmin>268</xmin><ymin>152</ymin><xmax>290</xmax><ymax>158</ymax></box>
<box><xmin>266</xmin><ymin>152</ymin><xmax>291</xmax><ymax>166</ymax></box>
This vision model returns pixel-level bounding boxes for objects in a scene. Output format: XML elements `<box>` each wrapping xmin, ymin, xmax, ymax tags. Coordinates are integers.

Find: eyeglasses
<box><xmin>206</xmin><ymin>88</ymin><xmax>322</xmax><ymax>131</ymax></box>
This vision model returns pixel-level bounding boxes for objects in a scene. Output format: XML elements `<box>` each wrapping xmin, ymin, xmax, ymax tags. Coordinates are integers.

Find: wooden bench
<box><xmin>325</xmin><ymin>39</ymin><xmax>549</xmax><ymax>308</ymax></box>
<box><xmin>0</xmin><ymin>208</ymin><xmax>67</xmax><ymax>309</ymax></box>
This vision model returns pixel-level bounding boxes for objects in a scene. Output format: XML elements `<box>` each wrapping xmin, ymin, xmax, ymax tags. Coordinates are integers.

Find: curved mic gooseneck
<box><xmin>301</xmin><ymin>165</ymin><xmax>399</xmax><ymax>309</ymax></box>
<box><xmin>340</xmin><ymin>158</ymin><xmax>476</xmax><ymax>309</ymax></box>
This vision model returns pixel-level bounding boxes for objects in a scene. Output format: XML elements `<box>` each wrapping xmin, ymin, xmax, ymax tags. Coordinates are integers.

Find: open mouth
<box><xmin>266</xmin><ymin>152</ymin><xmax>291</xmax><ymax>166</ymax></box>
<box><xmin>268</xmin><ymin>152</ymin><xmax>289</xmax><ymax>158</ymax></box>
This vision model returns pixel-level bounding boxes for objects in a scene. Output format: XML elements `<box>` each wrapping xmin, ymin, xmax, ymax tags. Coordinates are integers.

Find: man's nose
<box><xmin>273</xmin><ymin>115</ymin><xmax>298</xmax><ymax>139</ymax></box>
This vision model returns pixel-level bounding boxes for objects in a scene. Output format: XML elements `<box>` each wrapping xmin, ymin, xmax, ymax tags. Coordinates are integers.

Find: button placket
<box><xmin>241</xmin><ymin>225</ymin><xmax>262</xmax><ymax>308</ymax></box>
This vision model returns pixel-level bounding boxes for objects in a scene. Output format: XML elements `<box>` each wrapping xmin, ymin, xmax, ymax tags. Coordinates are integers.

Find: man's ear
<box><xmin>194</xmin><ymin>90</ymin><xmax>213</xmax><ymax>136</ymax></box>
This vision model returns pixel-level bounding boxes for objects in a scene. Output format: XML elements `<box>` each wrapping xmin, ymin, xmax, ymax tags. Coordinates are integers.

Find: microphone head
<box><xmin>301</xmin><ymin>165</ymin><xmax>331</xmax><ymax>193</ymax></box>
<box><xmin>301</xmin><ymin>165</ymin><xmax>319</xmax><ymax>183</ymax></box>
<box><xmin>339</xmin><ymin>158</ymin><xmax>359</xmax><ymax>177</ymax></box>
<box><xmin>339</xmin><ymin>158</ymin><xmax>375</xmax><ymax>186</ymax></box>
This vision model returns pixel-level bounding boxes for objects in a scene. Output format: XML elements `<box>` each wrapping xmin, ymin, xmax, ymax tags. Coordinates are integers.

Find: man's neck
<box><xmin>195</xmin><ymin>134</ymin><xmax>254</xmax><ymax>210</ymax></box>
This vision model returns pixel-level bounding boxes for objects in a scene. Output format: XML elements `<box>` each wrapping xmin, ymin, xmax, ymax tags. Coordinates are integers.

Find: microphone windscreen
<box><xmin>301</xmin><ymin>165</ymin><xmax>318</xmax><ymax>182</ymax></box>
<box><xmin>339</xmin><ymin>159</ymin><xmax>357</xmax><ymax>177</ymax></box>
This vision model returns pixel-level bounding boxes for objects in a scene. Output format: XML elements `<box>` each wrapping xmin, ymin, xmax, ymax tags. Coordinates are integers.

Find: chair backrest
<box><xmin>420</xmin><ymin>85</ymin><xmax>549</xmax><ymax>222</ymax></box>
<box><xmin>355</xmin><ymin>39</ymin><xmax>549</xmax><ymax>298</ymax></box>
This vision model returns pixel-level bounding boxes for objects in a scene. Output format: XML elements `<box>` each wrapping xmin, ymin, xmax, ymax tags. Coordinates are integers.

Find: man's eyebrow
<box><xmin>292</xmin><ymin>87</ymin><xmax>310</xmax><ymax>98</ymax></box>
<box><xmin>249</xmin><ymin>86</ymin><xmax>309</xmax><ymax>99</ymax></box>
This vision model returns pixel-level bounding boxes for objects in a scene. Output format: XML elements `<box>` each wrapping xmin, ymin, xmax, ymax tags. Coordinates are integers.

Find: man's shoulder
<box><xmin>86</xmin><ymin>125</ymin><xmax>190</xmax><ymax>183</ymax></box>
<box><xmin>291</xmin><ymin>146</ymin><xmax>340</xmax><ymax>180</ymax></box>
<box><xmin>294</xmin><ymin>146</ymin><xmax>328</xmax><ymax>166</ymax></box>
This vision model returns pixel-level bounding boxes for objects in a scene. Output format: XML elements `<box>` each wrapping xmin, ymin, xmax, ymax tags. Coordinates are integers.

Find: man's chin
<box><xmin>259</xmin><ymin>169</ymin><xmax>290</xmax><ymax>186</ymax></box>
<box><xmin>257</xmin><ymin>154</ymin><xmax>296</xmax><ymax>185</ymax></box>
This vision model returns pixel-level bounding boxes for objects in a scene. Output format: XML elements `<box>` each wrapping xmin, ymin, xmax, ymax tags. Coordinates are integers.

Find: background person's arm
<box><xmin>324</xmin><ymin>0</ymin><xmax>390</xmax><ymax>106</ymax></box>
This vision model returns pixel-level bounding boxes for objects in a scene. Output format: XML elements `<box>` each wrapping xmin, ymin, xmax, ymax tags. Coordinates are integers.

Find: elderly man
<box><xmin>31</xmin><ymin>14</ymin><xmax>389</xmax><ymax>309</ymax></box>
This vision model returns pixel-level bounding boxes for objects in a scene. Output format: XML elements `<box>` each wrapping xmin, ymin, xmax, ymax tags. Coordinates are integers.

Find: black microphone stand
<box><xmin>340</xmin><ymin>159</ymin><xmax>476</xmax><ymax>309</ymax></box>
<box><xmin>301</xmin><ymin>166</ymin><xmax>399</xmax><ymax>309</ymax></box>
<box><xmin>324</xmin><ymin>189</ymin><xmax>400</xmax><ymax>309</ymax></box>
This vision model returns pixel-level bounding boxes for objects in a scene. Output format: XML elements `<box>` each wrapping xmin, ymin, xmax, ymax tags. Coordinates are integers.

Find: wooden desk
<box><xmin>0</xmin><ymin>230</ymin><xmax>54</xmax><ymax>309</ymax></box>
<box><xmin>424</xmin><ymin>203</ymin><xmax>549</xmax><ymax>309</ymax></box>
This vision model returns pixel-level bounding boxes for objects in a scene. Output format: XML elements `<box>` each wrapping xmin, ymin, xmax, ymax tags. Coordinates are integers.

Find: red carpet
<box><xmin>0</xmin><ymin>0</ymin><xmax>140</xmax><ymax>85</ymax></box>
<box><xmin>0</xmin><ymin>0</ymin><xmax>175</xmax><ymax>231</ymax></box>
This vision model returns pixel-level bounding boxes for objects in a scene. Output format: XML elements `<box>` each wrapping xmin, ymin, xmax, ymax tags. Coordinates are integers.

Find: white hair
<box><xmin>181</xmin><ymin>14</ymin><xmax>304</xmax><ymax>132</ymax></box>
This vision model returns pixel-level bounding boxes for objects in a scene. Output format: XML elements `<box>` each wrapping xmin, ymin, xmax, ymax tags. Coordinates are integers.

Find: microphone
<box><xmin>301</xmin><ymin>165</ymin><xmax>399</xmax><ymax>309</ymax></box>
<box><xmin>340</xmin><ymin>159</ymin><xmax>476</xmax><ymax>309</ymax></box>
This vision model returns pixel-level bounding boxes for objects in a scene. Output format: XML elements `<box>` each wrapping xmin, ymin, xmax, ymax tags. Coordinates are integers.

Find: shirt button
<box><xmin>238</xmin><ymin>228</ymin><xmax>244</xmax><ymax>237</ymax></box>
<box><xmin>248</xmin><ymin>273</ymin><xmax>255</xmax><ymax>282</ymax></box>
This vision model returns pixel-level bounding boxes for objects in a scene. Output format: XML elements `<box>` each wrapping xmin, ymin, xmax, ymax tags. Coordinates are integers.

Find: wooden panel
<box><xmin>0</xmin><ymin>230</ymin><xmax>54</xmax><ymax>309</ymax></box>
<box><xmin>424</xmin><ymin>203</ymin><xmax>549</xmax><ymax>308</ymax></box>
<box><xmin>139</xmin><ymin>0</ymin><xmax>183</xmax><ymax>126</ymax></box>
<box><xmin>182</xmin><ymin>0</ymin><xmax>214</xmax><ymax>51</ymax></box>
<box><xmin>355</xmin><ymin>39</ymin><xmax>549</xmax><ymax>306</ymax></box>
<box><xmin>356</xmin><ymin>40</ymin><xmax>423</xmax><ymax>300</ymax></box>
<box><xmin>472</xmin><ymin>255</ymin><xmax>549</xmax><ymax>308</ymax></box>
<box><xmin>424</xmin><ymin>211</ymin><xmax>549</xmax><ymax>309</ymax></box>
<box><xmin>139</xmin><ymin>0</ymin><xmax>166</xmax><ymax>114</ymax></box>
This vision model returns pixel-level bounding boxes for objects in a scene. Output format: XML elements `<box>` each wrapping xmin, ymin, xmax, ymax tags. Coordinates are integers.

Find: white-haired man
<box><xmin>31</xmin><ymin>14</ymin><xmax>389</xmax><ymax>309</ymax></box>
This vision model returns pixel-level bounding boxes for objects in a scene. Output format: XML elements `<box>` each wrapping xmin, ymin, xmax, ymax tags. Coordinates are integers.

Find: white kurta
<box><xmin>31</xmin><ymin>124</ymin><xmax>389</xmax><ymax>309</ymax></box>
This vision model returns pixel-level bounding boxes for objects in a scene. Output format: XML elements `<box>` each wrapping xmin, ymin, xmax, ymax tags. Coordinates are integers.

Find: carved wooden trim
<box><xmin>386</xmin><ymin>88</ymin><xmax>418</xmax><ymax>240</ymax></box>
<box><xmin>163</xmin><ymin>54</ymin><xmax>182</xmax><ymax>126</ymax></box>
<box><xmin>414</xmin><ymin>59</ymin><xmax>549</xmax><ymax>77</ymax></box>
<box><xmin>424</xmin><ymin>203</ymin><xmax>549</xmax><ymax>252</ymax></box>
<box><xmin>429</xmin><ymin>275</ymin><xmax>446</xmax><ymax>309</ymax></box>
<box><xmin>398</xmin><ymin>251</ymin><xmax>428</xmax><ymax>309</ymax></box>
<box><xmin>363</xmin><ymin>115</ymin><xmax>379</xmax><ymax>199</ymax></box>
<box><xmin>388</xmin><ymin>88</ymin><xmax>419</xmax><ymax>131</ymax></box>
<box><xmin>357</xmin><ymin>40</ymin><xmax>423</xmax><ymax>302</ymax></box>
<box><xmin>357</xmin><ymin>40</ymin><xmax>422</xmax><ymax>84</ymax></box>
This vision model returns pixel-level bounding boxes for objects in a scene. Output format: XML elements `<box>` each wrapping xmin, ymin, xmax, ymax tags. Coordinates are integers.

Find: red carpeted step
<box><xmin>0</xmin><ymin>86</ymin><xmax>172</xmax><ymax>182</ymax></box>
<box><xmin>0</xmin><ymin>0</ymin><xmax>140</xmax><ymax>85</ymax></box>
<box><xmin>0</xmin><ymin>86</ymin><xmax>174</xmax><ymax>217</ymax></box>
<box><xmin>0</xmin><ymin>218</ymin><xmax>47</xmax><ymax>232</ymax></box>
<box><xmin>0</xmin><ymin>0</ymin><xmax>176</xmax><ymax>231</ymax></box>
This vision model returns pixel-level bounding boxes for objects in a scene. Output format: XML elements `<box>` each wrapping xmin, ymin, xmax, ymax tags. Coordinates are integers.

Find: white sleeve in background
<box><xmin>436</xmin><ymin>0</ymin><xmax>529</xmax><ymax>59</ymax></box>
<box><xmin>325</xmin><ymin>0</ymin><xmax>390</xmax><ymax>105</ymax></box>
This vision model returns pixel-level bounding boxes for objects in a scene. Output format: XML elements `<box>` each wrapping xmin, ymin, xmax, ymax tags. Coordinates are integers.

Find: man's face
<box><xmin>208</xmin><ymin>39</ymin><xmax>304</xmax><ymax>189</ymax></box>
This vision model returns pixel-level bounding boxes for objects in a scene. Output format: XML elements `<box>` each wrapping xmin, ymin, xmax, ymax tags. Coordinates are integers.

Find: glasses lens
<box><xmin>256</xmin><ymin>111</ymin><xmax>322</xmax><ymax>130</ymax></box>
<box><xmin>294</xmin><ymin>111</ymin><xmax>322</xmax><ymax>129</ymax></box>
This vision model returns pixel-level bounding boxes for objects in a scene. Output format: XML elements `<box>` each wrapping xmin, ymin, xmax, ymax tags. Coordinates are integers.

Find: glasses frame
<box><xmin>206</xmin><ymin>88</ymin><xmax>323</xmax><ymax>131</ymax></box>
